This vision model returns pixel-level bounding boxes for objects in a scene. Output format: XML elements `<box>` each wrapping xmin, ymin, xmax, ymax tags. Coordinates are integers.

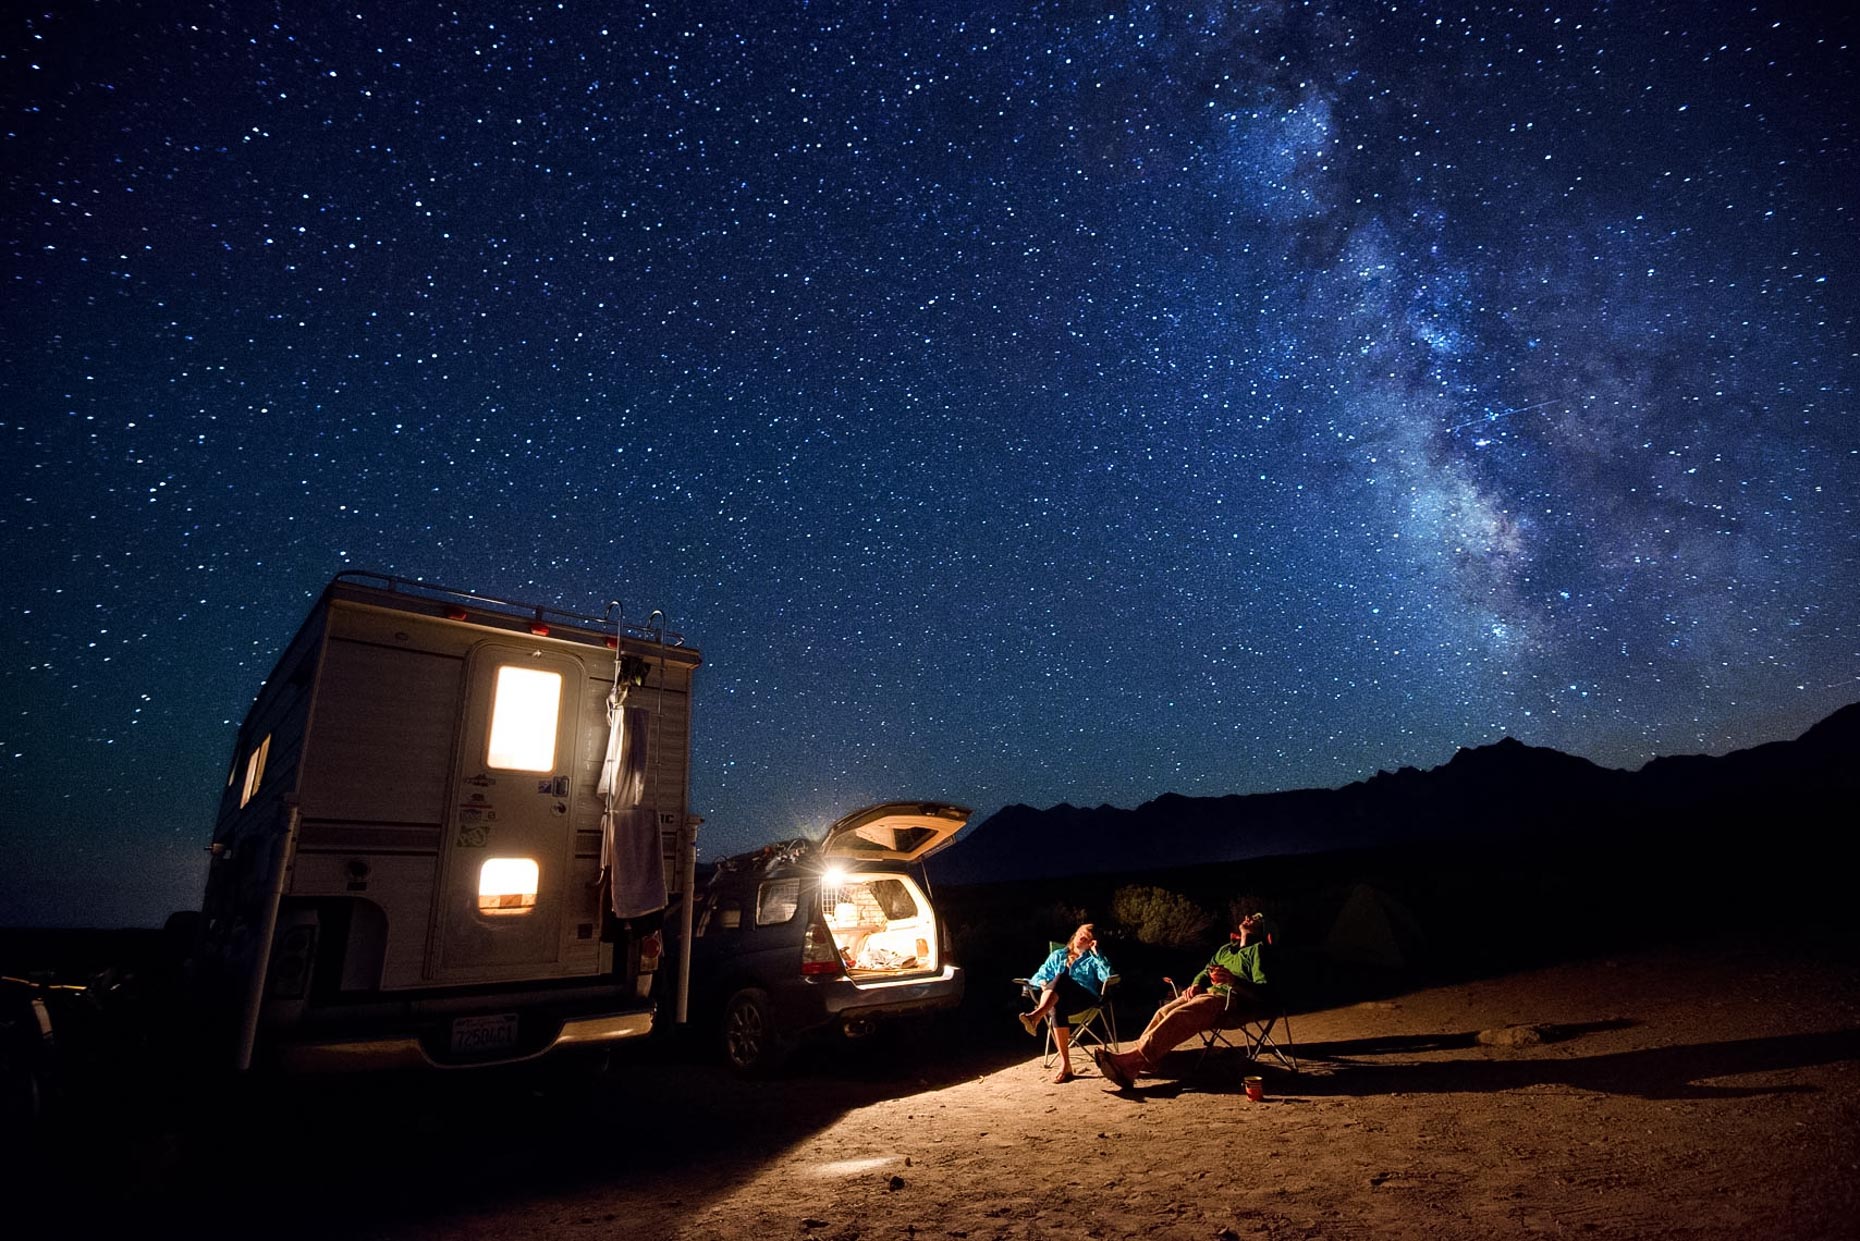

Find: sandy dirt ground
<box><xmin>358</xmin><ymin>940</ymin><xmax>1859</xmax><ymax>1241</ymax></box>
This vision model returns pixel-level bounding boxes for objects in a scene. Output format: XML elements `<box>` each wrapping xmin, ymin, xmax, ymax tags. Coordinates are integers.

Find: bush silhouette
<box><xmin>1112</xmin><ymin>885</ymin><xmax>1213</xmax><ymax>949</ymax></box>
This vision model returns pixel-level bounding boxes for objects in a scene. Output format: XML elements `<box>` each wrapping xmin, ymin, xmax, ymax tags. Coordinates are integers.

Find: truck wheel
<box><xmin>720</xmin><ymin>988</ymin><xmax>779</xmax><ymax>1074</ymax></box>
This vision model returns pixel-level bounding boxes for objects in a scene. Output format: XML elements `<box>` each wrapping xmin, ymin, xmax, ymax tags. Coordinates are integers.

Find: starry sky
<box><xmin>3</xmin><ymin>1</ymin><xmax>1856</xmax><ymax>927</ymax></box>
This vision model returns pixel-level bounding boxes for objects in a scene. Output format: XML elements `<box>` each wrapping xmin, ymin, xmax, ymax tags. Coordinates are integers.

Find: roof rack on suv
<box><xmin>711</xmin><ymin>838</ymin><xmax>813</xmax><ymax>877</ymax></box>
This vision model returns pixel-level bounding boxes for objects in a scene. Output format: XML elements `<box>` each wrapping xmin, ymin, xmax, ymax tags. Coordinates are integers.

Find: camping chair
<box><xmin>1239</xmin><ymin>1000</ymin><xmax>1297</xmax><ymax>1072</ymax></box>
<box><xmin>1160</xmin><ymin>976</ymin><xmax>1296</xmax><ymax>1078</ymax></box>
<box><xmin>1014</xmin><ymin>944</ymin><xmax>1120</xmax><ymax>1070</ymax></box>
<box><xmin>1163</xmin><ymin>938</ymin><xmax>1297</xmax><ymax>1080</ymax></box>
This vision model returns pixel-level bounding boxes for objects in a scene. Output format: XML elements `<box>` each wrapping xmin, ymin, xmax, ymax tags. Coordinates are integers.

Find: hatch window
<box><xmin>478</xmin><ymin>857</ymin><xmax>540</xmax><ymax>915</ymax></box>
<box><xmin>486</xmin><ymin>666</ymin><xmax>561</xmax><ymax>771</ymax></box>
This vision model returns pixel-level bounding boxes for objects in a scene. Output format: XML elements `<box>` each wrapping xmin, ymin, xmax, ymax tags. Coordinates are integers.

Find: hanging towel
<box><xmin>598</xmin><ymin>692</ymin><xmax>664</xmax><ymax>917</ymax></box>
<box><xmin>601</xmin><ymin>804</ymin><xmax>666</xmax><ymax>918</ymax></box>
<box><xmin>597</xmin><ymin>686</ymin><xmax>640</xmax><ymax>800</ymax></box>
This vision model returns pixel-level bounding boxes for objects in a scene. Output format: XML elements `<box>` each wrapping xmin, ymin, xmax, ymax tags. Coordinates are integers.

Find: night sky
<box><xmin>4</xmin><ymin>2</ymin><xmax>1856</xmax><ymax>927</ymax></box>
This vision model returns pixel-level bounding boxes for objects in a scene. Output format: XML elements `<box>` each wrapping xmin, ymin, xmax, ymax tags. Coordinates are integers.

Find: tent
<box><xmin>1323</xmin><ymin>883</ymin><xmax>1426</xmax><ymax>970</ymax></box>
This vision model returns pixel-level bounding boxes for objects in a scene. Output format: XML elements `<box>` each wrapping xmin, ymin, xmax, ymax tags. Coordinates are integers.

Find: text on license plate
<box><xmin>451</xmin><ymin>1013</ymin><xmax>519</xmax><ymax>1055</ymax></box>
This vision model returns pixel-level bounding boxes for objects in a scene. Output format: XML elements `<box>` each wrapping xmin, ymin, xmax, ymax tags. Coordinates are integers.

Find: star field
<box><xmin>3</xmin><ymin>1</ymin><xmax>1856</xmax><ymax>925</ymax></box>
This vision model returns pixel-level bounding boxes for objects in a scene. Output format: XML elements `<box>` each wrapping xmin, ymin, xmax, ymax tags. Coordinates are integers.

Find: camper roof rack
<box><xmin>329</xmin><ymin>570</ymin><xmax>687</xmax><ymax>647</ymax></box>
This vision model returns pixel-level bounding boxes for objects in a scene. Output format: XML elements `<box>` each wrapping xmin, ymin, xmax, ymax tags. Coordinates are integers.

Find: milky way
<box><xmin>3</xmin><ymin>2</ymin><xmax>1856</xmax><ymax>925</ymax></box>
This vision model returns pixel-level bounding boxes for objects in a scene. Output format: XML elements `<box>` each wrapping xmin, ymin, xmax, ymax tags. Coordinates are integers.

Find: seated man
<box><xmin>1093</xmin><ymin>912</ymin><xmax>1269</xmax><ymax>1088</ymax></box>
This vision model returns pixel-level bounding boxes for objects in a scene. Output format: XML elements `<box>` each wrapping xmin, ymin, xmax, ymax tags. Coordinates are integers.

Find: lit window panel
<box><xmin>239</xmin><ymin>734</ymin><xmax>271</xmax><ymax>809</ymax></box>
<box><xmin>486</xmin><ymin>666</ymin><xmax>560</xmax><ymax>771</ymax></box>
<box><xmin>479</xmin><ymin>857</ymin><xmax>540</xmax><ymax>915</ymax></box>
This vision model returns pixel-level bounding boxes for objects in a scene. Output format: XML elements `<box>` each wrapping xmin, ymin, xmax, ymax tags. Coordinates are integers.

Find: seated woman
<box><xmin>1019</xmin><ymin>922</ymin><xmax>1113</xmax><ymax>1083</ymax></box>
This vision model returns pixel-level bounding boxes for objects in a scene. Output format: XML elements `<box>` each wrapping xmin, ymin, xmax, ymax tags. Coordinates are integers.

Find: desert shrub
<box><xmin>1112</xmin><ymin>885</ymin><xmax>1214</xmax><ymax>949</ymax></box>
<box><xmin>944</xmin><ymin>897</ymin><xmax>1092</xmax><ymax>972</ymax></box>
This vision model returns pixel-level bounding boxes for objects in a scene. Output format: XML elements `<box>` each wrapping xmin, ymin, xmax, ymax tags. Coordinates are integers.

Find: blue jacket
<box><xmin>1029</xmin><ymin>945</ymin><xmax>1113</xmax><ymax>999</ymax></box>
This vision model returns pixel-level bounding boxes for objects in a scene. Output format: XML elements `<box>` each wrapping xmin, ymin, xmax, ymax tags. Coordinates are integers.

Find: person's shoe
<box><xmin>1093</xmin><ymin>1048</ymin><xmax>1135</xmax><ymax>1089</ymax></box>
<box><xmin>1018</xmin><ymin>1012</ymin><xmax>1040</xmax><ymax>1037</ymax></box>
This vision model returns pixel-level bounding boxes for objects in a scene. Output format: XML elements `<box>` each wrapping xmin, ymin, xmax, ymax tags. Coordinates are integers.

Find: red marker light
<box><xmin>445</xmin><ymin>606</ymin><xmax>468</xmax><ymax>622</ymax></box>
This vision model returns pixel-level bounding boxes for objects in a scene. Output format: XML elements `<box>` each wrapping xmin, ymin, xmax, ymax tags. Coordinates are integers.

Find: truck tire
<box><xmin>720</xmin><ymin>987</ymin><xmax>780</xmax><ymax>1075</ymax></box>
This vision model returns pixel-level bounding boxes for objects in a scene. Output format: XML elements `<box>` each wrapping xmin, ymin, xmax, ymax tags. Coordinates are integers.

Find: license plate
<box><xmin>451</xmin><ymin>1012</ymin><xmax>519</xmax><ymax>1055</ymax></box>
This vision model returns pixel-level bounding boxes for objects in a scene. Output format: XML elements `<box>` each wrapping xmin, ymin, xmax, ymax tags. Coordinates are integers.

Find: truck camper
<box><xmin>194</xmin><ymin>572</ymin><xmax>700</xmax><ymax>1071</ymax></box>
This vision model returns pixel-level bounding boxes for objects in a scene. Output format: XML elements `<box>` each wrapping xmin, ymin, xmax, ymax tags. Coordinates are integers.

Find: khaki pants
<box><xmin>1131</xmin><ymin>990</ymin><xmax>1252</xmax><ymax>1065</ymax></box>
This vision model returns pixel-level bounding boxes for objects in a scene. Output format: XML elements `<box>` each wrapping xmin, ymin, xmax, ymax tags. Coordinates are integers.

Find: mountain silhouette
<box><xmin>929</xmin><ymin>702</ymin><xmax>1860</xmax><ymax>885</ymax></box>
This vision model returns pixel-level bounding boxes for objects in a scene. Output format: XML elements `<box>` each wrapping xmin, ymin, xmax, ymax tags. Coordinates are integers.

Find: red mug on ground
<box><xmin>1244</xmin><ymin>1075</ymin><xmax>1265</xmax><ymax>1101</ymax></box>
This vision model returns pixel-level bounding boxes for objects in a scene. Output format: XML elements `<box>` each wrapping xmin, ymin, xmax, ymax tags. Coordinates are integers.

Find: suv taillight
<box><xmin>801</xmin><ymin>910</ymin><xmax>844</xmax><ymax>977</ymax></box>
<box><xmin>638</xmin><ymin>929</ymin><xmax>664</xmax><ymax>973</ymax></box>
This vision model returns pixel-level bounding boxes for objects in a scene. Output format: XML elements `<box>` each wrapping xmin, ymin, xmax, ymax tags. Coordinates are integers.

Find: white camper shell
<box><xmin>197</xmin><ymin>572</ymin><xmax>701</xmax><ymax>1071</ymax></box>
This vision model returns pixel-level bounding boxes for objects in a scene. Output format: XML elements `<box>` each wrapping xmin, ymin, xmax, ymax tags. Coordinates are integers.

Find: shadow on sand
<box><xmin>14</xmin><ymin>1023</ymin><xmax>1029</xmax><ymax>1239</ymax></box>
<box><xmin>1103</xmin><ymin>1023</ymin><xmax>1860</xmax><ymax>1104</ymax></box>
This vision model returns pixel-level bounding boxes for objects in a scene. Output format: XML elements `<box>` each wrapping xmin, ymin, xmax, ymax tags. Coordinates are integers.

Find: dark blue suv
<box><xmin>688</xmin><ymin>802</ymin><xmax>968</xmax><ymax>1072</ymax></box>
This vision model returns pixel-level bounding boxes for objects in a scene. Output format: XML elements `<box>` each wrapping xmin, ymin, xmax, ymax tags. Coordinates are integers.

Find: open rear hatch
<box><xmin>820</xmin><ymin>801</ymin><xmax>968</xmax><ymax>864</ymax></box>
<box><xmin>819</xmin><ymin>802</ymin><xmax>968</xmax><ymax>980</ymax></box>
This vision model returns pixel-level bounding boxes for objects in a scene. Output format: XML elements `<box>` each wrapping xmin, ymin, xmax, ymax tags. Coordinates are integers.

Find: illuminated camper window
<box><xmin>486</xmin><ymin>666</ymin><xmax>561</xmax><ymax>771</ymax></box>
<box><xmin>238</xmin><ymin>734</ymin><xmax>271</xmax><ymax>809</ymax></box>
<box><xmin>478</xmin><ymin>857</ymin><xmax>540</xmax><ymax>914</ymax></box>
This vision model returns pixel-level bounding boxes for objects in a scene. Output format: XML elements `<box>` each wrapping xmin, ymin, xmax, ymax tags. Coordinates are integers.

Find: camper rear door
<box><xmin>432</xmin><ymin>643</ymin><xmax>588</xmax><ymax>983</ymax></box>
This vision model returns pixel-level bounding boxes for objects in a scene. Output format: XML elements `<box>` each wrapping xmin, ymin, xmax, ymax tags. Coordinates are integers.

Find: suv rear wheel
<box><xmin>721</xmin><ymin>987</ymin><xmax>779</xmax><ymax>1074</ymax></box>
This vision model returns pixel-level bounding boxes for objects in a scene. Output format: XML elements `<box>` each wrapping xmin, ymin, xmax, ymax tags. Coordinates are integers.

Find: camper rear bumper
<box><xmin>274</xmin><ymin>1007</ymin><xmax>654</xmax><ymax>1072</ymax></box>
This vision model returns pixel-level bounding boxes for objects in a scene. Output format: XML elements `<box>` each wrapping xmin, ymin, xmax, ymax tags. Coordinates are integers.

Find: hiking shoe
<box><xmin>1094</xmin><ymin>1048</ymin><xmax>1135</xmax><ymax>1089</ymax></box>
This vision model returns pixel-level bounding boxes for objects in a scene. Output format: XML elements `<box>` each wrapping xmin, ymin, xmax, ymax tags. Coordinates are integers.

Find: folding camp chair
<box><xmin>1162</xmin><ymin>943</ymin><xmax>1297</xmax><ymax>1079</ymax></box>
<box><xmin>1160</xmin><ymin>977</ymin><xmax>1295</xmax><ymax>1078</ymax></box>
<box><xmin>1014</xmin><ymin>943</ymin><xmax>1120</xmax><ymax>1070</ymax></box>
<box><xmin>1238</xmin><ymin>1002</ymin><xmax>1297</xmax><ymax>1072</ymax></box>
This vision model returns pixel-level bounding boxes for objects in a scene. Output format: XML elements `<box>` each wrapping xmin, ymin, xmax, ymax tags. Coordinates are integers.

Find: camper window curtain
<box><xmin>598</xmin><ymin>704</ymin><xmax>665</xmax><ymax>918</ymax></box>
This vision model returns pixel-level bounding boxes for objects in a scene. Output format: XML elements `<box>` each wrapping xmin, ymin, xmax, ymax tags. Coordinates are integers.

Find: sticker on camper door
<box><xmin>457</xmin><ymin>796</ymin><xmax>496</xmax><ymax>847</ymax></box>
<box><xmin>535</xmin><ymin>775</ymin><xmax>569</xmax><ymax>796</ymax></box>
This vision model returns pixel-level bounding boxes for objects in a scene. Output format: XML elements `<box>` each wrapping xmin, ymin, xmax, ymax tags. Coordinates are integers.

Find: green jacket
<box><xmin>1192</xmin><ymin>939</ymin><xmax>1268</xmax><ymax>994</ymax></box>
